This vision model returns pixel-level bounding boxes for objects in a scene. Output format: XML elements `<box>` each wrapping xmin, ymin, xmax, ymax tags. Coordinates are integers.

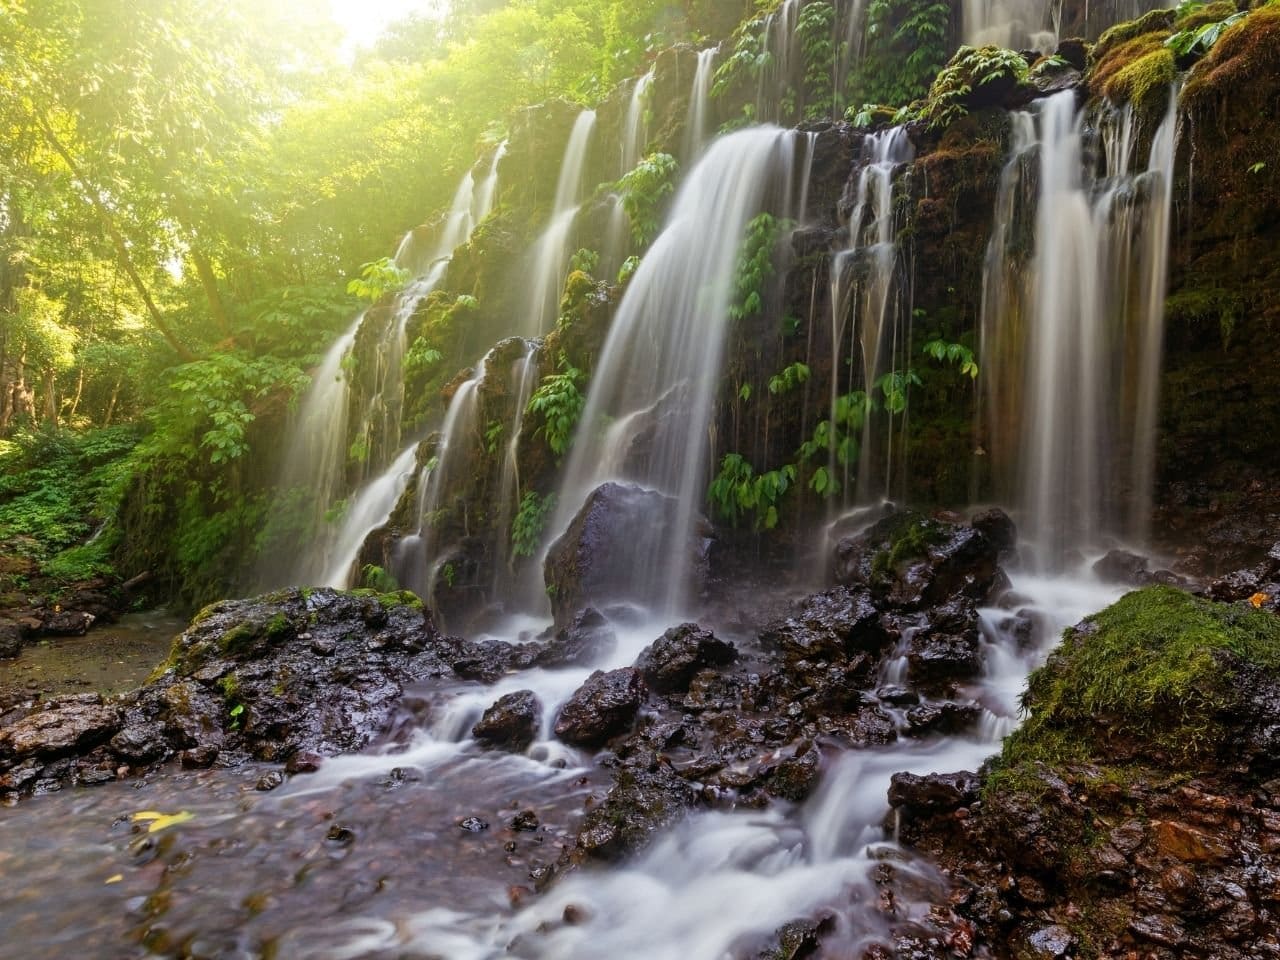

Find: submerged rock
<box><xmin>535</xmin><ymin>607</ymin><xmax>617</xmax><ymax>668</ymax></box>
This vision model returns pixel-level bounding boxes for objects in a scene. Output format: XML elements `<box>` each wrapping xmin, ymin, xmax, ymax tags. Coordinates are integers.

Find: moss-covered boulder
<box><xmin>895</xmin><ymin>585</ymin><xmax>1280</xmax><ymax>958</ymax></box>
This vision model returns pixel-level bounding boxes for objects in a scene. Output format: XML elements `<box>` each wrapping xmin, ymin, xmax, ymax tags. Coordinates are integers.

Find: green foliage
<box><xmin>730</xmin><ymin>213</ymin><xmax>793</xmax><ymax>321</ymax></box>
<box><xmin>569</xmin><ymin>247</ymin><xmax>600</xmax><ymax>275</ymax></box>
<box><xmin>847</xmin><ymin>0</ymin><xmax>950</xmax><ymax>108</ymax></box>
<box><xmin>1165</xmin><ymin>9</ymin><xmax>1248</xmax><ymax>55</ymax></box>
<box><xmin>919</xmin><ymin>45</ymin><xmax>1030</xmax><ymax>130</ymax></box>
<box><xmin>404</xmin><ymin>337</ymin><xmax>445</xmax><ymax>379</ymax></box>
<box><xmin>707</xmin><ymin>453</ymin><xmax>796</xmax><ymax>530</ymax></box>
<box><xmin>922</xmin><ymin>337</ymin><xmax>979</xmax><ymax>378</ymax></box>
<box><xmin>616</xmin><ymin>152</ymin><xmax>678</xmax><ymax>246</ymax></box>
<box><xmin>484</xmin><ymin>420</ymin><xmax>504</xmax><ymax>455</ymax></box>
<box><xmin>797</xmin><ymin>0</ymin><xmax>836</xmax><ymax>119</ymax></box>
<box><xmin>361</xmin><ymin>563</ymin><xmax>400</xmax><ymax>592</ymax></box>
<box><xmin>875</xmin><ymin>369</ymin><xmax>922</xmax><ymax>414</ymax></box>
<box><xmin>767</xmin><ymin>361</ymin><xmax>811</xmax><ymax>395</ymax></box>
<box><xmin>511</xmin><ymin>491</ymin><xmax>556</xmax><ymax>558</ymax></box>
<box><xmin>346</xmin><ymin>257</ymin><xmax>411</xmax><ymax>303</ymax></box>
<box><xmin>526</xmin><ymin>356</ymin><xmax>586</xmax><ymax>457</ymax></box>
<box><xmin>617</xmin><ymin>255</ymin><xmax>641</xmax><ymax>285</ymax></box>
<box><xmin>0</xmin><ymin>425</ymin><xmax>138</xmax><ymax>577</ymax></box>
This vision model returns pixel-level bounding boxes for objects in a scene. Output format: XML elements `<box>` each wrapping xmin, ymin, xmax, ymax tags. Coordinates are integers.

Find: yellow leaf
<box><xmin>131</xmin><ymin>810</ymin><xmax>195</xmax><ymax>833</ymax></box>
<box><xmin>1250</xmin><ymin>592</ymin><xmax>1269</xmax><ymax>609</ymax></box>
<box><xmin>105</xmin><ymin>874</ymin><xmax>123</xmax><ymax>884</ymax></box>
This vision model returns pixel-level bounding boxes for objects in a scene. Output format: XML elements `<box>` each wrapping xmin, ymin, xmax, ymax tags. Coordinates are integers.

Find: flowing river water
<box><xmin>0</xmin><ymin>563</ymin><xmax>1121</xmax><ymax>960</ymax></box>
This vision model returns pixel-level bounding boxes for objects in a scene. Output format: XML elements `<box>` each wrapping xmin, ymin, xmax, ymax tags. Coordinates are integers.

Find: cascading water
<box><xmin>265</xmin><ymin>144</ymin><xmax>506</xmax><ymax>590</ymax></box>
<box><xmin>962</xmin><ymin>0</ymin><xmax>1058</xmax><ymax>50</ymax></box>
<box><xmin>392</xmin><ymin>358</ymin><xmax>486</xmax><ymax>605</ymax></box>
<box><xmin>826</xmin><ymin>127</ymin><xmax>915</xmax><ymax>512</ymax></box>
<box><xmin>525</xmin><ymin>111</ymin><xmax>597</xmax><ymax>337</ymax></box>
<box><xmin>320</xmin><ymin>444</ymin><xmax>420</xmax><ymax>588</ymax></box>
<box><xmin>755</xmin><ymin>0</ymin><xmax>801</xmax><ymax>124</ymax></box>
<box><xmin>981</xmin><ymin>88</ymin><xmax>1179</xmax><ymax>569</ymax></box>
<box><xmin>606</xmin><ymin>74</ymin><xmax>655</xmax><ymax>271</ymax></box>
<box><xmin>682</xmin><ymin>47</ymin><xmax>718</xmax><ymax>163</ymax></box>
<box><xmin>491</xmin><ymin>343</ymin><xmax>541</xmax><ymax>594</ymax></box>
<box><xmin>551</xmin><ymin>126</ymin><xmax>807</xmax><ymax>616</ymax></box>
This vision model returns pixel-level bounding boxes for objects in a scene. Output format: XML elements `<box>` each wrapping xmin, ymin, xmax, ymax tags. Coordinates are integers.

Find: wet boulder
<box><xmin>574</xmin><ymin>763</ymin><xmax>698</xmax><ymax>861</ymax></box>
<box><xmin>970</xmin><ymin>507</ymin><xmax>1017</xmax><ymax>553</ymax></box>
<box><xmin>472</xmin><ymin>690</ymin><xmax>541</xmax><ymax>751</ymax></box>
<box><xmin>0</xmin><ymin>695</ymin><xmax>120</xmax><ymax>761</ymax></box>
<box><xmin>535</xmin><ymin>607</ymin><xmax>617</xmax><ymax>668</ymax></box>
<box><xmin>907</xmin><ymin>630</ymin><xmax>983</xmax><ymax>690</ymax></box>
<box><xmin>635</xmin><ymin>623</ymin><xmax>737</xmax><ymax>693</ymax></box>
<box><xmin>887</xmin><ymin>770</ymin><xmax>980</xmax><ymax>813</ymax></box>
<box><xmin>554</xmin><ymin>667</ymin><xmax>644</xmax><ymax>747</ymax></box>
<box><xmin>0</xmin><ymin>622</ymin><xmax>20</xmax><ymax>659</ymax></box>
<box><xmin>544</xmin><ymin>482</ymin><xmax>711</xmax><ymax>629</ymax></box>
<box><xmin>39</xmin><ymin>609</ymin><xmax>95</xmax><ymax>637</ymax></box>
<box><xmin>834</xmin><ymin>510</ymin><xmax>1000</xmax><ymax>609</ymax></box>
<box><xmin>1092</xmin><ymin>548</ymin><xmax>1149</xmax><ymax>585</ymax></box>
<box><xmin>759</xmin><ymin>587</ymin><xmax>889</xmax><ymax>662</ymax></box>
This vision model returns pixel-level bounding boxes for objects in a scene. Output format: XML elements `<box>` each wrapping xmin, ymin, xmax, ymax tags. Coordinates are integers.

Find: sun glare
<box><xmin>324</xmin><ymin>0</ymin><xmax>436</xmax><ymax>53</ymax></box>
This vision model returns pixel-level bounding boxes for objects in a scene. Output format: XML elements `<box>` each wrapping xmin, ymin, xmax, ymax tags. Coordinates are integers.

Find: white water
<box><xmin>826</xmin><ymin>128</ymin><xmax>914</xmax><ymax>508</ymax></box>
<box><xmin>682</xmin><ymin>47</ymin><xmax>719</xmax><ymax>162</ymax></box>
<box><xmin>272</xmin><ymin>146</ymin><xmax>506</xmax><ymax>589</ymax></box>
<box><xmin>982</xmin><ymin>90</ymin><xmax>1179</xmax><ymax>569</ymax></box>
<box><xmin>526</xmin><ymin>111</ymin><xmax>597</xmax><ymax>336</ymax></box>
<box><xmin>492</xmin><ymin>343</ymin><xmax>542</xmax><ymax>594</ymax></box>
<box><xmin>606</xmin><ymin>74</ymin><xmax>657</xmax><ymax>271</ymax></box>
<box><xmin>551</xmin><ymin>126</ymin><xmax>806</xmax><ymax>616</ymax></box>
<box><xmin>273</xmin><ymin>564</ymin><xmax>1123</xmax><ymax>960</ymax></box>
<box><xmin>756</xmin><ymin>0</ymin><xmax>801</xmax><ymax>124</ymax></box>
<box><xmin>963</xmin><ymin>0</ymin><xmax>1058</xmax><ymax>51</ymax></box>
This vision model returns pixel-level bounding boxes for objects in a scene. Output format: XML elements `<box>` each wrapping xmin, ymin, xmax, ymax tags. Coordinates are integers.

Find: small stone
<box><xmin>325</xmin><ymin>825</ymin><xmax>356</xmax><ymax>845</ymax></box>
<box><xmin>1025</xmin><ymin>924</ymin><xmax>1074</xmax><ymax>956</ymax></box>
<box><xmin>510</xmin><ymin>810</ymin><xmax>539</xmax><ymax>832</ymax></box>
<box><xmin>255</xmin><ymin>770</ymin><xmax>285</xmax><ymax>791</ymax></box>
<box><xmin>458</xmin><ymin>816</ymin><xmax>489</xmax><ymax>832</ymax></box>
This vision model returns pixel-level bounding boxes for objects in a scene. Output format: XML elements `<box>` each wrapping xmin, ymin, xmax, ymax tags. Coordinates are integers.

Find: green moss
<box><xmin>347</xmin><ymin>587</ymin><xmax>425</xmax><ymax>611</ymax></box>
<box><xmin>1176</xmin><ymin>0</ymin><xmax>1239</xmax><ymax>30</ymax></box>
<box><xmin>990</xmin><ymin>586</ymin><xmax>1280</xmax><ymax>794</ymax></box>
<box><xmin>1183</xmin><ymin>4</ymin><xmax>1280</xmax><ymax>103</ymax></box>
<box><xmin>1093</xmin><ymin>7</ymin><xmax>1177</xmax><ymax>60</ymax></box>
<box><xmin>1166</xmin><ymin>286</ymin><xmax>1243</xmax><ymax>348</ymax></box>
<box><xmin>1101</xmin><ymin>46</ymin><xmax>1176</xmax><ymax>114</ymax></box>
<box><xmin>218</xmin><ymin>621</ymin><xmax>260</xmax><ymax>656</ymax></box>
<box><xmin>869</xmin><ymin>512</ymin><xmax>949</xmax><ymax>582</ymax></box>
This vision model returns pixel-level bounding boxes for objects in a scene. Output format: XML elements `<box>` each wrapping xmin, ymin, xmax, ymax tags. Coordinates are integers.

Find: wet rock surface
<box><xmin>473</xmin><ymin>689</ymin><xmax>541</xmax><ymax>751</ymax></box>
<box><xmin>0</xmin><ymin>588</ymin><xmax>451</xmax><ymax>798</ymax></box>
<box><xmin>553</xmin><ymin>668</ymin><xmax>644</xmax><ymax>747</ymax></box>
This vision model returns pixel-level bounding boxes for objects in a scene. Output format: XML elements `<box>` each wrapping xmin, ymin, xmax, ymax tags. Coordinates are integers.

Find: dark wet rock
<box><xmin>877</xmin><ymin>684</ymin><xmax>919</xmax><ymax>706</ymax></box>
<box><xmin>0</xmin><ymin>621</ymin><xmax>20</xmax><ymax>659</ymax></box>
<box><xmin>904</xmin><ymin>701</ymin><xmax>982</xmax><ymax>737</ymax></box>
<box><xmin>544</xmin><ymin>482</ymin><xmax>710</xmax><ymax>629</ymax></box>
<box><xmin>834</xmin><ymin>510</ymin><xmax>1000</xmax><ymax>609</ymax></box>
<box><xmin>760</xmin><ymin>587</ymin><xmax>889</xmax><ymax>662</ymax></box>
<box><xmin>681</xmin><ymin>670</ymin><xmax>740</xmax><ymax>712</ymax></box>
<box><xmin>970</xmin><ymin>507</ymin><xmax>1017</xmax><ymax>553</ymax></box>
<box><xmin>574</xmin><ymin>764</ymin><xmax>698</xmax><ymax>862</ymax></box>
<box><xmin>554</xmin><ymin>668</ymin><xmax>643</xmax><ymax>747</ymax></box>
<box><xmin>1022</xmin><ymin>924</ymin><xmax>1075</xmax><ymax>957</ymax></box>
<box><xmin>473</xmin><ymin>690</ymin><xmax>541</xmax><ymax>751</ymax></box>
<box><xmin>285</xmin><ymin>751</ymin><xmax>323</xmax><ymax>775</ymax></box>
<box><xmin>0</xmin><ymin>697</ymin><xmax>121</xmax><ymax>760</ymax></box>
<box><xmin>458</xmin><ymin>816</ymin><xmax>489</xmax><ymax>832</ymax></box>
<box><xmin>1093</xmin><ymin>548</ymin><xmax>1149</xmax><ymax>584</ymax></box>
<box><xmin>888</xmin><ymin>771</ymin><xmax>979</xmax><ymax>813</ymax></box>
<box><xmin>636</xmin><ymin>623</ymin><xmax>737</xmax><ymax>693</ymax></box>
<box><xmin>534</xmin><ymin>607</ymin><xmax>616</xmax><ymax>668</ymax></box>
<box><xmin>510</xmin><ymin>809</ymin><xmax>539</xmax><ymax>832</ymax></box>
<box><xmin>765</xmin><ymin>742</ymin><xmax>820</xmax><ymax>802</ymax></box>
<box><xmin>0</xmin><ymin>587</ymin><xmax>451</xmax><ymax>799</ymax></box>
<box><xmin>39</xmin><ymin>609</ymin><xmax>96</xmax><ymax>637</ymax></box>
<box><xmin>906</xmin><ymin>630</ymin><xmax>982</xmax><ymax>690</ymax></box>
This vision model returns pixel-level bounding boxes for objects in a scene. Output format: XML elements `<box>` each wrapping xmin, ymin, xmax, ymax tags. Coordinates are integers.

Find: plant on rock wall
<box><xmin>616</xmin><ymin>153</ymin><xmax>678</xmax><ymax>246</ymax></box>
<box><xmin>569</xmin><ymin>248</ymin><xmax>600</xmax><ymax>276</ymax></box>
<box><xmin>918</xmin><ymin>45</ymin><xmax>1030</xmax><ymax>130</ymax></box>
<box><xmin>797</xmin><ymin>0</ymin><xmax>836</xmax><ymax>119</ymax></box>
<box><xmin>847</xmin><ymin>0</ymin><xmax>950</xmax><ymax>108</ymax></box>
<box><xmin>730</xmin><ymin>213</ymin><xmax>794</xmax><ymax>321</ymax></box>
<box><xmin>404</xmin><ymin>336</ymin><xmax>444</xmax><ymax>379</ymax></box>
<box><xmin>1165</xmin><ymin>9</ymin><xmax>1247</xmax><ymax>56</ymax></box>
<box><xmin>346</xmin><ymin>257</ymin><xmax>410</xmax><ymax>304</ymax></box>
<box><xmin>922</xmin><ymin>337</ymin><xmax>979</xmax><ymax>378</ymax></box>
<box><xmin>707</xmin><ymin>453</ymin><xmax>797</xmax><ymax>530</ymax></box>
<box><xmin>511</xmin><ymin>491</ymin><xmax>556</xmax><ymax>558</ymax></box>
<box><xmin>526</xmin><ymin>355</ymin><xmax>586</xmax><ymax>457</ymax></box>
<box><xmin>361</xmin><ymin>563</ymin><xmax>400</xmax><ymax>591</ymax></box>
<box><xmin>768</xmin><ymin>361</ymin><xmax>811</xmax><ymax>394</ymax></box>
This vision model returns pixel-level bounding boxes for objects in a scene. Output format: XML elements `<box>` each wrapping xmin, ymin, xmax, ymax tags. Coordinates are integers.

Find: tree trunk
<box><xmin>68</xmin><ymin>366</ymin><xmax>85</xmax><ymax>421</ymax></box>
<box><xmin>41</xmin><ymin>367</ymin><xmax>57</xmax><ymax>428</ymax></box>
<box><xmin>104</xmin><ymin>377</ymin><xmax>121</xmax><ymax>427</ymax></box>
<box><xmin>190</xmin><ymin>246</ymin><xmax>234</xmax><ymax>339</ymax></box>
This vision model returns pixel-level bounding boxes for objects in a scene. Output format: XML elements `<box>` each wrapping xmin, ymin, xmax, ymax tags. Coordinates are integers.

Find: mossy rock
<box><xmin>919</xmin><ymin>45</ymin><xmax>1031</xmax><ymax>130</ymax></box>
<box><xmin>989</xmin><ymin>586</ymin><xmax>1280</xmax><ymax>794</ymax></box>
<box><xmin>1088</xmin><ymin>31</ymin><xmax>1175</xmax><ymax>109</ymax></box>
<box><xmin>1092</xmin><ymin>7</ymin><xmax>1178</xmax><ymax>61</ymax></box>
<box><xmin>1183</xmin><ymin>3</ymin><xmax>1280</xmax><ymax>104</ymax></box>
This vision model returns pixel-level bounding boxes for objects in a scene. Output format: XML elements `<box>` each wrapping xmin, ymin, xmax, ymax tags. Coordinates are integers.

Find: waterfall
<box><xmin>492</xmin><ymin>342</ymin><xmax>542</xmax><ymax>593</ymax></box>
<box><xmin>262</xmin><ymin>143</ymin><xmax>506</xmax><ymax>589</ymax></box>
<box><xmin>525</xmin><ymin>110</ymin><xmax>597</xmax><ymax>336</ymax></box>
<box><xmin>551</xmin><ymin>126</ymin><xmax>806</xmax><ymax>616</ymax></box>
<box><xmin>605</xmin><ymin>75</ymin><xmax>656</xmax><ymax>272</ymax></box>
<box><xmin>826</xmin><ymin>127</ymin><xmax>915</xmax><ymax>510</ymax></box>
<box><xmin>981</xmin><ymin>89</ymin><xmax>1179</xmax><ymax>568</ymax></box>
<box><xmin>962</xmin><ymin>0</ymin><xmax>1058</xmax><ymax>50</ymax></box>
<box><xmin>682</xmin><ymin>47</ymin><xmax>718</xmax><ymax>162</ymax></box>
<box><xmin>755</xmin><ymin>0</ymin><xmax>801</xmax><ymax>124</ymax></box>
<box><xmin>320</xmin><ymin>444</ymin><xmax>419</xmax><ymax>588</ymax></box>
